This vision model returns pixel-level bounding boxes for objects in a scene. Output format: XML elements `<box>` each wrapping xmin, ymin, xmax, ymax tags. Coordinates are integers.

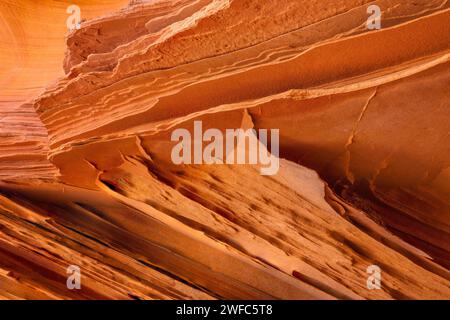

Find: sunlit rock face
<box><xmin>0</xmin><ymin>0</ymin><xmax>449</xmax><ymax>300</ymax></box>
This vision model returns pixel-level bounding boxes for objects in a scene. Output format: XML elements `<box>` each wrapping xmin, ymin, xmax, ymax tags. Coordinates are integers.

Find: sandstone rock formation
<box><xmin>0</xmin><ymin>0</ymin><xmax>449</xmax><ymax>299</ymax></box>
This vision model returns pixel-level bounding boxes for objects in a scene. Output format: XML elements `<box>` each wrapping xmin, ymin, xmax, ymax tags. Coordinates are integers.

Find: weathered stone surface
<box><xmin>0</xmin><ymin>0</ymin><xmax>449</xmax><ymax>299</ymax></box>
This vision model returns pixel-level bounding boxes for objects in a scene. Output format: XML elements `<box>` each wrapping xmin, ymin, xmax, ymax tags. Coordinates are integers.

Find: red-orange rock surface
<box><xmin>0</xmin><ymin>0</ymin><xmax>449</xmax><ymax>299</ymax></box>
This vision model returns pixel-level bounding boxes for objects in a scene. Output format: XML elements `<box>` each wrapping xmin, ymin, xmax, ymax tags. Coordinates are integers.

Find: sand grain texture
<box><xmin>0</xmin><ymin>0</ymin><xmax>449</xmax><ymax>299</ymax></box>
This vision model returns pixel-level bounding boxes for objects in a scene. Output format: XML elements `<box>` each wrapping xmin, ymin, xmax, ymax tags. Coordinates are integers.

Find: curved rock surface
<box><xmin>0</xmin><ymin>0</ymin><xmax>449</xmax><ymax>299</ymax></box>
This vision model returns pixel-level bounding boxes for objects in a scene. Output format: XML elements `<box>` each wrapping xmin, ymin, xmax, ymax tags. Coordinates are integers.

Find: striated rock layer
<box><xmin>0</xmin><ymin>0</ymin><xmax>449</xmax><ymax>299</ymax></box>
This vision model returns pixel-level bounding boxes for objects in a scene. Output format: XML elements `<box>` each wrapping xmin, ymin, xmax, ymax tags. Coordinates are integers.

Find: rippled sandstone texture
<box><xmin>0</xmin><ymin>0</ymin><xmax>449</xmax><ymax>299</ymax></box>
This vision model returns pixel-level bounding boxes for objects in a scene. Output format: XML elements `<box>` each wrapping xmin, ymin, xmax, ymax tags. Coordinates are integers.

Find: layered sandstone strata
<box><xmin>0</xmin><ymin>0</ymin><xmax>449</xmax><ymax>299</ymax></box>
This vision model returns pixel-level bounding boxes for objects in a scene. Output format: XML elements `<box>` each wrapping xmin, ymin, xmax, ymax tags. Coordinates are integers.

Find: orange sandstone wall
<box><xmin>0</xmin><ymin>0</ymin><xmax>449</xmax><ymax>300</ymax></box>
